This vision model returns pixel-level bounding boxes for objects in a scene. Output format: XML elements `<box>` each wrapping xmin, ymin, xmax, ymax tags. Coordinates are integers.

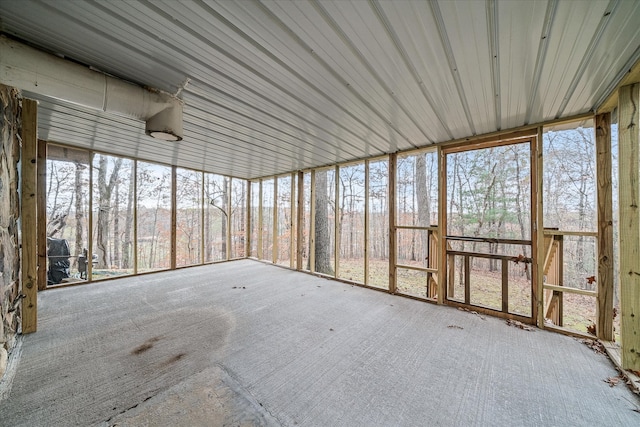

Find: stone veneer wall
<box><xmin>0</xmin><ymin>84</ymin><xmax>21</xmax><ymax>378</ymax></box>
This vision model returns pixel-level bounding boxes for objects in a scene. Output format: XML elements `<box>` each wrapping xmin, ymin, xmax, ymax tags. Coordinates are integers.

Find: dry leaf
<box><xmin>506</xmin><ymin>319</ymin><xmax>535</xmax><ymax>331</ymax></box>
<box><xmin>586</xmin><ymin>276</ymin><xmax>596</xmax><ymax>284</ymax></box>
<box><xmin>604</xmin><ymin>376</ymin><xmax>622</xmax><ymax>387</ymax></box>
<box><xmin>580</xmin><ymin>339</ymin><xmax>606</xmax><ymax>355</ymax></box>
<box><xmin>587</xmin><ymin>323</ymin><xmax>596</xmax><ymax>336</ymax></box>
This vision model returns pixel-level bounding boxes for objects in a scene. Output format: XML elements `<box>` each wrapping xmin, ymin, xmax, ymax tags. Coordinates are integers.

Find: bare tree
<box><xmin>95</xmin><ymin>155</ymin><xmax>123</xmax><ymax>269</ymax></box>
<box><xmin>314</xmin><ymin>170</ymin><xmax>334</xmax><ymax>275</ymax></box>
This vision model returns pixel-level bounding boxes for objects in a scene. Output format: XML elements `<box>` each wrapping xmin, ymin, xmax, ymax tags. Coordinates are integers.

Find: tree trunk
<box><xmin>74</xmin><ymin>162</ymin><xmax>84</xmax><ymax>271</ymax></box>
<box><xmin>512</xmin><ymin>149</ymin><xmax>531</xmax><ymax>280</ymax></box>
<box><xmin>113</xmin><ymin>178</ymin><xmax>120</xmax><ymax>268</ymax></box>
<box><xmin>96</xmin><ymin>156</ymin><xmax>122</xmax><ymax>269</ymax></box>
<box><xmin>314</xmin><ymin>170</ymin><xmax>334</xmax><ymax>275</ymax></box>
<box><xmin>121</xmin><ymin>171</ymin><xmax>134</xmax><ymax>269</ymax></box>
<box><xmin>416</xmin><ymin>154</ymin><xmax>431</xmax><ymax>264</ymax></box>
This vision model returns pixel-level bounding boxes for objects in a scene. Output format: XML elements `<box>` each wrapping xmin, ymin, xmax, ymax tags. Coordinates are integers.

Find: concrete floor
<box><xmin>1</xmin><ymin>259</ymin><xmax>639</xmax><ymax>426</ymax></box>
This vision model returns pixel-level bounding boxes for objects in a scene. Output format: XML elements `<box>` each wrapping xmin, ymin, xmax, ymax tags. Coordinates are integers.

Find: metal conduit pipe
<box><xmin>0</xmin><ymin>35</ymin><xmax>183</xmax><ymax>141</ymax></box>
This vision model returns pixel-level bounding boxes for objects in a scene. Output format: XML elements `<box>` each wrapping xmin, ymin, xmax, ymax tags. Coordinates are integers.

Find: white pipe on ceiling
<box><xmin>0</xmin><ymin>36</ymin><xmax>183</xmax><ymax>141</ymax></box>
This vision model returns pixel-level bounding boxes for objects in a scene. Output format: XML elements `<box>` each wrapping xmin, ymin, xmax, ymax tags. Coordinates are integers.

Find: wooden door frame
<box><xmin>440</xmin><ymin>132</ymin><xmax>539</xmax><ymax>324</ymax></box>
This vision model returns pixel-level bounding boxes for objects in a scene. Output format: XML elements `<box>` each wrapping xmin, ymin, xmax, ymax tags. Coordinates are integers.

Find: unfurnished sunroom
<box><xmin>1</xmin><ymin>1</ymin><xmax>640</xmax><ymax>425</ymax></box>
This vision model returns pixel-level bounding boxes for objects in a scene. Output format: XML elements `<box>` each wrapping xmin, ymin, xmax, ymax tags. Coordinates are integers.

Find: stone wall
<box><xmin>0</xmin><ymin>84</ymin><xmax>21</xmax><ymax>378</ymax></box>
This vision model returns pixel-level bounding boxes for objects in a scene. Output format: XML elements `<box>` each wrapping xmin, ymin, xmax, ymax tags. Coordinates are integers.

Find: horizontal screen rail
<box><xmin>446</xmin><ymin>250</ymin><xmax>531</xmax><ymax>262</ymax></box>
<box><xmin>445</xmin><ymin>235</ymin><xmax>531</xmax><ymax>245</ymax></box>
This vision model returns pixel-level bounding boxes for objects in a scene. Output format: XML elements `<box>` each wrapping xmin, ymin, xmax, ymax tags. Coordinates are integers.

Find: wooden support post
<box><xmin>464</xmin><ymin>255</ymin><xmax>470</xmax><ymax>305</ymax></box>
<box><xmin>290</xmin><ymin>172</ymin><xmax>296</xmax><ymax>269</ymax></box>
<box><xmin>170</xmin><ymin>165</ymin><xmax>177</xmax><ymax>270</ymax></box>
<box><xmin>389</xmin><ymin>153</ymin><xmax>397</xmax><ymax>293</ymax></box>
<box><xmin>502</xmin><ymin>259</ymin><xmax>509</xmax><ymax>313</ymax></box>
<box><xmin>246</xmin><ymin>181</ymin><xmax>251</xmax><ymax>258</ymax></box>
<box><xmin>334</xmin><ymin>166</ymin><xmax>340</xmax><ymax>278</ymax></box>
<box><xmin>557</xmin><ymin>236</ymin><xmax>564</xmax><ymax>326</ymax></box>
<box><xmin>201</xmin><ymin>173</ymin><xmax>205</xmax><ymax>264</ymax></box>
<box><xmin>88</xmin><ymin>153</ymin><xmax>93</xmax><ymax>280</ymax></box>
<box><xmin>36</xmin><ymin>140</ymin><xmax>47</xmax><ymax>290</ymax></box>
<box><xmin>226</xmin><ymin>177</ymin><xmax>232</xmax><ymax>261</ymax></box>
<box><xmin>619</xmin><ymin>83</ymin><xmax>640</xmax><ymax>370</ymax></box>
<box><xmin>309</xmin><ymin>171</ymin><xmax>316</xmax><ymax>272</ymax></box>
<box><xmin>364</xmin><ymin>160</ymin><xmax>370</xmax><ymax>285</ymax></box>
<box><xmin>596</xmin><ymin>112</ymin><xmax>614</xmax><ymax>341</ymax></box>
<box><xmin>437</xmin><ymin>146</ymin><xmax>446</xmax><ymax>304</ymax></box>
<box><xmin>21</xmin><ymin>99</ymin><xmax>38</xmax><ymax>333</ymax></box>
<box><xmin>533</xmin><ymin>128</ymin><xmax>544</xmax><ymax>328</ymax></box>
<box><xmin>296</xmin><ymin>171</ymin><xmax>304</xmax><ymax>270</ymax></box>
<box><xmin>258</xmin><ymin>180</ymin><xmax>263</xmax><ymax>260</ymax></box>
<box><xmin>133</xmin><ymin>161</ymin><xmax>138</xmax><ymax>274</ymax></box>
<box><xmin>272</xmin><ymin>176</ymin><xmax>278</xmax><ymax>264</ymax></box>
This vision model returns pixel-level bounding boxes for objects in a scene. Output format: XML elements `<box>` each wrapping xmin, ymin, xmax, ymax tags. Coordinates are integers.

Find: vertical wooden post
<box><xmin>437</xmin><ymin>146</ymin><xmax>446</xmax><ymax>304</ymax></box>
<box><xmin>296</xmin><ymin>171</ymin><xmax>304</xmax><ymax>270</ymax></box>
<box><xmin>201</xmin><ymin>173</ymin><xmax>205</xmax><ymax>264</ymax></box>
<box><xmin>533</xmin><ymin>129</ymin><xmax>544</xmax><ymax>328</ymax></box>
<box><xmin>596</xmin><ymin>112</ymin><xmax>614</xmax><ymax>341</ymax></box>
<box><xmin>334</xmin><ymin>166</ymin><xmax>340</xmax><ymax>278</ymax></box>
<box><xmin>36</xmin><ymin>140</ymin><xmax>47</xmax><ymax>290</ymax></box>
<box><xmin>290</xmin><ymin>172</ymin><xmax>296</xmax><ymax>269</ymax></box>
<box><xmin>226</xmin><ymin>177</ymin><xmax>232</xmax><ymax>261</ymax></box>
<box><xmin>557</xmin><ymin>236</ymin><xmax>564</xmax><ymax>326</ymax></box>
<box><xmin>619</xmin><ymin>83</ymin><xmax>640</xmax><ymax>370</ymax></box>
<box><xmin>88</xmin><ymin>153</ymin><xmax>94</xmax><ymax>281</ymax></box>
<box><xmin>133</xmin><ymin>161</ymin><xmax>138</xmax><ymax>274</ymax></box>
<box><xmin>501</xmin><ymin>259</ymin><xmax>509</xmax><ymax>313</ymax></box>
<box><xmin>464</xmin><ymin>255</ymin><xmax>470</xmax><ymax>304</ymax></box>
<box><xmin>272</xmin><ymin>176</ymin><xmax>278</xmax><ymax>264</ymax></box>
<box><xmin>388</xmin><ymin>153</ymin><xmax>397</xmax><ymax>293</ymax></box>
<box><xmin>258</xmin><ymin>180</ymin><xmax>263</xmax><ymax>260</ymax></box>
<box><xmin>364</xmin><ymin>160</ymin><xmax>370</xmax><ymax>285</ymax></box>
<box><xmin>245</xmin><ymin>181</ymin><xmax>251</xmax><ymax>258</ymax></box>
<box><xmin>21</xmin><ymin>99</ymin><xmax>38</xmax><ymax>333</ymax></box>
<box><xmin>309</xmin><ymin>171</ymin><xmax>316</xmax><ymax>272</ymax></box>
<box><xmin>170</xmin><ymin>165</ymin><xmax>177</xmax><ymax>270</ymax></box>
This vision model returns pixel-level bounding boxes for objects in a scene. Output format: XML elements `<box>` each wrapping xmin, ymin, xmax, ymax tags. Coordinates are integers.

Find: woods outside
<box><xmin>46</xmin><ymin>122</ymin><xmax>616</xmax><ymax>335</ymax></box>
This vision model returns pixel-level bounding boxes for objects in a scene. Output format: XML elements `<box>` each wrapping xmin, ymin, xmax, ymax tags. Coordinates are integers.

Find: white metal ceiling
<box><xmin>1</xmin><ymin>0</ymin><xmax>639</xmax><ymax>179</ymax></box>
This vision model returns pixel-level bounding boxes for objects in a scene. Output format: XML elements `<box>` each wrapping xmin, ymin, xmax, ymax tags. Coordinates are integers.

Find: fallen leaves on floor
<box><xmin>604</xmin><ymin>376</ymin><xmax>623</xmax><ymax>387</ymax></box>
<box><xmin>580</xmin><ymin>338</ymin><xmax>606</xmax><ymax>355</ymax></box>
<box><xmin>506</xmin><ymin>319</ymin><xmax>535</xmax><ymax>331</ymax></box>
<box><xmin>457</xmin><ymin>307</ymin><xmax>486</xmax><ymax>320</ymax></box>
<box><xmin>587</xmin><ymin>322</ymin><xmax>596</xmax><ymax>336</ymax></box>
<box><xmin>447</xmin><ymin>325</ymin><xmax>463</xmax><ymax>330</ymax></box>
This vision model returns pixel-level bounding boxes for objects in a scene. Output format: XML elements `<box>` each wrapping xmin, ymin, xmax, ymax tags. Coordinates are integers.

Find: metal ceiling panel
<box><xmin>367</xmin><ymin>0</ymin><xmax>468</xmax><ymax>141</ymax></box>
<box><xmin>531</xmin><ymin>0</ymin><xmax>610</xmax><ymax>122</ymax></box>
<box><xmin>1</xmin><ymin>0</ymin><xmax>639</xmax><ymax>179</ymax></box>
<box><xmin>564</xmin><ymin>0</ymin><xmax>640</xmax><ymax>116</ymax></box>
<box><xmin>497</xmin><ymin>0</ymin><xmax>548</xmax><ymax>130</ymax></box>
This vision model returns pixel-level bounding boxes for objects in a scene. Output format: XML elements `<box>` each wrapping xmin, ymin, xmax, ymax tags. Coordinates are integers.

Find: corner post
<box><xmin>21</xmin><ymin>98</ymin><xmax>38</xmax><ymax>333</ymax></box>
<box><xmin>618</xmin><ymin>83</ymin><xmax>640</xmax><ymax>370</ymax></box>
<box><xmin>596</xmin><ymin>112</ymin><xmax>614</xmax><ymax>341</ymax></box>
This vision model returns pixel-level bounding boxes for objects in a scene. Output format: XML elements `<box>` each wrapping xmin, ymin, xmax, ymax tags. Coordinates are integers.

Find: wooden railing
<box><xmin>542</xmin><ymin>228</ymin><xmax>598</xmax><ymax>329</ymax></box>
<box><xmin>444</xmin><ymin>235</ymin><xmax>532</xmax><ymax>315</ymax></box>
